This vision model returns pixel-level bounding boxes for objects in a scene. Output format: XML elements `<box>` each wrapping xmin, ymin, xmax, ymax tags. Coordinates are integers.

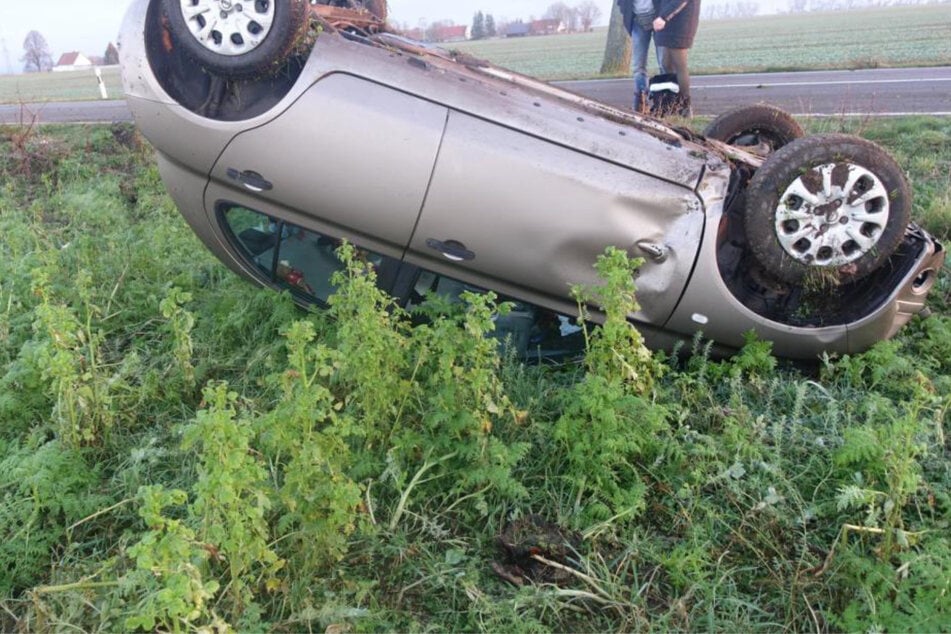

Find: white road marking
<box><xmin>697</xmin><ymin>78</ymin><xmax>951</xmax><ymax>89</ymax></box>
<box><xmin>575</xmin><ymin>77</ymin><xmax>951</xmax><ymax>89</ymax></box>
<box><xmin>792</xmin><ymin>112</ymin><xmax>951</xmax><ymax>117</ymax></box>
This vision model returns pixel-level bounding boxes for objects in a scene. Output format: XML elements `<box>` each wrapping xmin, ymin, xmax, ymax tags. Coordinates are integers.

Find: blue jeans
<box><xmin>631</xmin><ymin>22</ymin><xmax>665</xmax><ymax>108</ymax></box>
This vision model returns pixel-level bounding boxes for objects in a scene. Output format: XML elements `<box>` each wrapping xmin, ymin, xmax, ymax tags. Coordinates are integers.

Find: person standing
<box><xmin>653</xmin><ymin>0</ymin><xmax>702</xmax><ymax>116</ymax></box>
<box><xmin>617</xmin><ymin>0</ymin><xmax>666</xmax><ymax>113</ymax></box>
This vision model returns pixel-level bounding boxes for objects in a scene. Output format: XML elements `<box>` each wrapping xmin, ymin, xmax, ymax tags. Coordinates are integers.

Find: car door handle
<box><xmin>227</xmin><ymin>168</ymin><xmax>273</xmax><ymax>193</ymax></box>
<box><xmin>426</xmin><ymin>238</ymin><xmax>475</xmax><ymax>262</ymax></box>
<box><xmin>636</xmin><ymin>240</ymin><xmax>669</xmax><ymax>263</ymax></box>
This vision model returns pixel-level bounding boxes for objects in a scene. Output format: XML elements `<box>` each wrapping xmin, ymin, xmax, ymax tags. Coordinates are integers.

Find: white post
<box><xmin>95</xmin><ymin>67</ymin><xmax>109</xmax><ymax>99</ymax></box>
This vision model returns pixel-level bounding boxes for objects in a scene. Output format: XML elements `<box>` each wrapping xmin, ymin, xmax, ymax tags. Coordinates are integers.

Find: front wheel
<box><xmin>704</xmin><ymin>103</ymin><xmax>804</xmax><ymax>156</ymax></box>
<box><xmin>744</xmin><ymin>134</ymin><xmax>911</xmax><ymax>284</ymax></box>
<box><xmin>162</xmin><ymin>0</ymin><xmax>310</xmax><ymax>79</ymax></box>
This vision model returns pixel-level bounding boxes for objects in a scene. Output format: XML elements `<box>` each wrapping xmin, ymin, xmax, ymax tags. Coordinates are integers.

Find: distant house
<box><xmin>529</xmin><ymin>19</ymin><xmax>563</xmax><ymax>36</ymax></box>
<box><xmin>402</xmin><ymin>27</ymin><xmax>426</xmax><ymax>41</ymax></box>
<box><xmin>505</xmin><ymin>22</ymin><xmax>530</xmax><ymax>37</ymax></box>
<box><xmin>431</xmin><ymin>25</ymin><xmax>468</xmax><ymax>42</ymax></box>
<box><xmin>53</xmin><ymin>52</ymin><xmax>93</xmax><ymax>72</ymax></box>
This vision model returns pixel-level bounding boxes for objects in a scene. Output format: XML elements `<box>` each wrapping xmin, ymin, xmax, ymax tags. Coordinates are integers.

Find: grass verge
<box><xmin>0</xmin><ymin>119</ymin><xmax>948</xmax><ymax>632</ymax></box>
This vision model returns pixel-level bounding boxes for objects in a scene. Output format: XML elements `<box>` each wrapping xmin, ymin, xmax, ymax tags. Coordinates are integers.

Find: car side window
<box><xmin>220</xmin><ymin>204</ymin><xmax>393</xmax><ymax>305</ymax></box>
<box><xmin>406</xmin><ymin>271</ymin><xmax>586</xmax><ymax>360</ymax></box>
<box><xmin>220</xmin><ymin>205</ymin><xmax>585</xmax><ymax>359</ymax></box>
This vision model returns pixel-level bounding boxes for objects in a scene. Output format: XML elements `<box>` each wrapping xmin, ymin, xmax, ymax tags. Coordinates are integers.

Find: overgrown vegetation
<box><xmin>0</xmin><ymin>121</ymin><xmax>948</xmax><ymax>631</ymax></box>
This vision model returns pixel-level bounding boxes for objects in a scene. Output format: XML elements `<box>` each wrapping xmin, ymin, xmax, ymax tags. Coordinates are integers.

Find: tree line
<box><xmin>467</xmin><ymin>1</ymin><xmax>603</xmax><ymax>40</ymax></box>
<box><xmin>20</xmin><ymin>30</ymin><xmax>118</xmax><ymax>73</ymax></box>
<box><xmin>708</xmin><ymin>0</ymin><xmax>949</xmax><ymax>19</ymax></box>
<box><xmin>541</xmin><ymin>1</ymin><xmax>604</xmax><ymax>33</ymax></box>
<box><xmin>787</xmin><ymin>0</ymin><xmax>949</xmax><ymax>11</ymax></box>
<box><xmin>469</xmin><ymin>12</ymin><xmax>498</xmax><ymax>40</ymax></box>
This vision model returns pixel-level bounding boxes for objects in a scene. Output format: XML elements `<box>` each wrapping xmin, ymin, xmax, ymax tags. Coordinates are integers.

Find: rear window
<box><xmin>219</xmin><ymin>204</ymin><xmax>393</xmax><ymax>305</ymax></box>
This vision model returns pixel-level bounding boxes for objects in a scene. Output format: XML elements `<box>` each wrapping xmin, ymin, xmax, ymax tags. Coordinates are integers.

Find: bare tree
<box><xmin>599</xmin><ymin>2</ymin><xmax>631</xmax><ymax>75</ymax></box>
<box><xmin>703</xmin><ymin>2</ymin><xmax>761</xmax><ymax>18</ymax></box>
<box><xmin>424</xmin><ymin>20</ymin><xmax>454</xmax><ymax>42</ymax></box>
<box><xmin>568</xmin><ymin>8</ymin><xmax>582</xmax><ymax>31</ymax></box>
<box><xmin>575</xmin><ymin>1</ymin><xmax>602</xmax><ymax>31</ymax></box>
<box><xmin>736</xmin><ymin>2</ymin><xmax>760</xmax><ymax>16</ymax></box>
<box><xmin>545</xmin><ymin>2</ymin><xmax>575</xmax><ymax>30</ymax></box>
<box><xmin>21</xmin><ymin>30</ymin><xmax>53</xmax><ymax>73</ymax></box>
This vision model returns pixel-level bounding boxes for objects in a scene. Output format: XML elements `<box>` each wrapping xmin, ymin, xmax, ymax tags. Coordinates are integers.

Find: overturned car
<box><xmin>119</xmin><ymin>0</ymin><xmax>944</xmax><ymax>359</ymax></box>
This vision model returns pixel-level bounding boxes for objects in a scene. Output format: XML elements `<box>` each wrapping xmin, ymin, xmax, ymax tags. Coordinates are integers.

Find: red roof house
<box><xmin>53</xmin><ymin>51</ymin><xmax>93</xmax><ymax>72</ymax></box>
<box><xmin>530</xmin><ymin>19</ymin><xmax>563</xmax><ymax>35</ymax></box>
<box><xmin>431</xmin><ymin>25</ymin><xmax>468</xmax><ymax>42</ymax></box>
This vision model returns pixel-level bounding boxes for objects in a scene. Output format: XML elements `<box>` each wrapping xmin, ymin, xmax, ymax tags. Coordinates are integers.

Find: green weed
<box><xmin>260</xmin><ymin>318</ymin><xmax>362</xmax><ymax>584</ymax></box>
<box><xmin>182</xmin><ymin>383</ymin><xmax>282</xmax><ymax>624</ymax></box>
<box><xmin>159</xmin><ymin>287</ymin><xmax>197</xmax><ymax>392</ymax></box>
<box><xmin>121</xmin><ymin>486</ymin><xmax>222</xmax><ymax>632</ymax></box>
<box><xmin>0</xmin><ymin>122</ymin><xmax>949</xmax><ymax>633</ymax></box>
<box><xmin>30</xmin><ymin>267</ymin><xmax>121</xmax><ymax>449</ymax></box>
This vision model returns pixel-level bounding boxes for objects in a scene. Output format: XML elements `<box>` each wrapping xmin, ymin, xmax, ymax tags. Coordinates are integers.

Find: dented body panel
<box><xmin>119</xmin><ymin>0</ymin><xmax>944</xmax><ymax>359</ymax></box>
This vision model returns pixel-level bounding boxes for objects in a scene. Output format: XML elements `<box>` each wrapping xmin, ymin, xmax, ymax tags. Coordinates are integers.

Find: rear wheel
<box><xmin>162</xmin><ymin>0</ymin><xmax>310</xmax><ymax>79</ymax></box>
<box><xmin>744</xmin><ymin>134</ymin><xmax>911</xmax><ymax>284</ymax></box>
<box><xmin>705</xmin><ymin>104</ymin><xmax>804</xmax><ymax>156</ymax></box>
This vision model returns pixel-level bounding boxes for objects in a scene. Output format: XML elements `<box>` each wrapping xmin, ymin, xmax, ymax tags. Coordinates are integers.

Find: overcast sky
<box><xmin>0</xmin><ymin>0</ymin><xmax>789</xmax><ymax>73</ymax></box>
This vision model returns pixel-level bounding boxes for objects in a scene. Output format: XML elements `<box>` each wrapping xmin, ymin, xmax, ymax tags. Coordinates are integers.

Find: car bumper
<box><xmin>667</xmin><ymin>222</ymin><xmax>945</xmax><ymax>359</ymax></box>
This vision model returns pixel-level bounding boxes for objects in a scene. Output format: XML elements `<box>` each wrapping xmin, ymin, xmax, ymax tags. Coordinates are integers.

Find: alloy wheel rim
<box><xmin>773</xmin><ymin>162</ymin><xmax>891</xmax><ymax>267</ymax></box>
<box><xmin>178</xmin><ymin>0</ymin><xmax>275</xmax><ymax>57</ymax></box>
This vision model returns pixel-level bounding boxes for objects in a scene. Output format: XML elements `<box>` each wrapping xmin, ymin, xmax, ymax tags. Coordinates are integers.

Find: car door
<box><xmin>206</xmin><ymin>72</ymin><xmax>449</xmax><ymax>255</ymax></box>
<box><xmin>405</xmin><ymin>111</ymin><xmax>706</xmax><ymax>325</ymax></box>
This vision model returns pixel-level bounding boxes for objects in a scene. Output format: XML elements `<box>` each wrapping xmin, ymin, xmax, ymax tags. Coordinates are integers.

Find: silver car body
<box><xmin>119</xmin><ymin>0</ymin><xmax>944</xmax><ymax>358</ymax></box>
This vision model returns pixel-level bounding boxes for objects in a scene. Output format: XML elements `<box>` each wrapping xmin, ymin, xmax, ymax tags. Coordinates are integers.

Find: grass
<box><xmin>0</xmin><ymin>117</ymin><xmax>949</xmax><ymax>632</ymax></box>
<box><xmin>0</xmin><ymin>66</ymin><xmax>122</xmax><ymax>103</ymax></box>
<box><xmin>454</xmin><ymin>5</ymin><xmax>951</xmax><ymax>80</ymax></box>
<box><xmin>0</xmin><ymin>106</ymin><xmax>951</xmax><ymax>633</ymax></box>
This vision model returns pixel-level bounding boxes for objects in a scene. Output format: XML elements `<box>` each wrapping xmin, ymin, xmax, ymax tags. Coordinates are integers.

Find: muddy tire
<box><xmin>704</xmin><ymin>103</ymin><xmax>804</xmax><ymax>156</ymax></box>
<box><xmin>744</xmin><ymin>133</ymin><xmax>911</xmax><ymax>284</ymax></box>
<box><xmin>162</xmin><ymin>0</ymin><xmax>310</xmax><ymax>79</ymax></box>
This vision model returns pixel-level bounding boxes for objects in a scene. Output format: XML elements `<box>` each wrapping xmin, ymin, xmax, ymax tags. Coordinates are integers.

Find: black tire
<box><xmin>744</xmin><ymin>133</ymin><xmax>911</xmax><ymax>284</ymax></box>
<box><xmin>704</xmin><ymin>103</ymin><xmax>804</xmax><ymax>156</ymax></box>
<box><xmin>162</xmin><ymin>0</ymin><xmax>310</xmax><ymax>79</ymax></box>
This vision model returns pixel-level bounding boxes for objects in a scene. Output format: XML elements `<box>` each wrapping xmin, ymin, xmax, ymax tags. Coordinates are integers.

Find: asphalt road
<box><xmin>0</xmin><ymin>99</ymin><xmax>134</xmax><ymax>125</ymax></box>
<box><xmin>556</xmin><ymin>66</ymin><xmax>951</xmax><ymax>117</ymax></box>
<box><xmin>1</xmin><ymin>66</ymin><xmax>948</xmax><ymax>125</ymax></box>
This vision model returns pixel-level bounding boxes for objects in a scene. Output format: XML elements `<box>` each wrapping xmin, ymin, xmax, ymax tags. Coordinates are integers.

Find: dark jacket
<box><xmin>617</xmin><ymin>0</ymin><xmax>660</xmax><ymax>34</ymax></box>
<box><xmin>654</xmin><ymin>0</ymin><xmax>701</xmax><ymax>49</ymax></box>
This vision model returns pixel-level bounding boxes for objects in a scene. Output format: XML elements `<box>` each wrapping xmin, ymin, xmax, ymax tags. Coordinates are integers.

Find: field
<box><xmin>0</xmin><ymin>115</ymin><xmax>949</xmax><ymax>631</ymax></box>
<box><xmin>1</xmin><ymin>5</ymin><xmax>949</xmax><ymax>103</ymax></box>
<box><xmin>452</xmin><ymin>5</ymin><xmax>951</xmax><ymax>79</ymax></box>
<box><xmin>0</xmin><ymin>66</ymin><xmax>122</xmax><ymax>104</ymax></box>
